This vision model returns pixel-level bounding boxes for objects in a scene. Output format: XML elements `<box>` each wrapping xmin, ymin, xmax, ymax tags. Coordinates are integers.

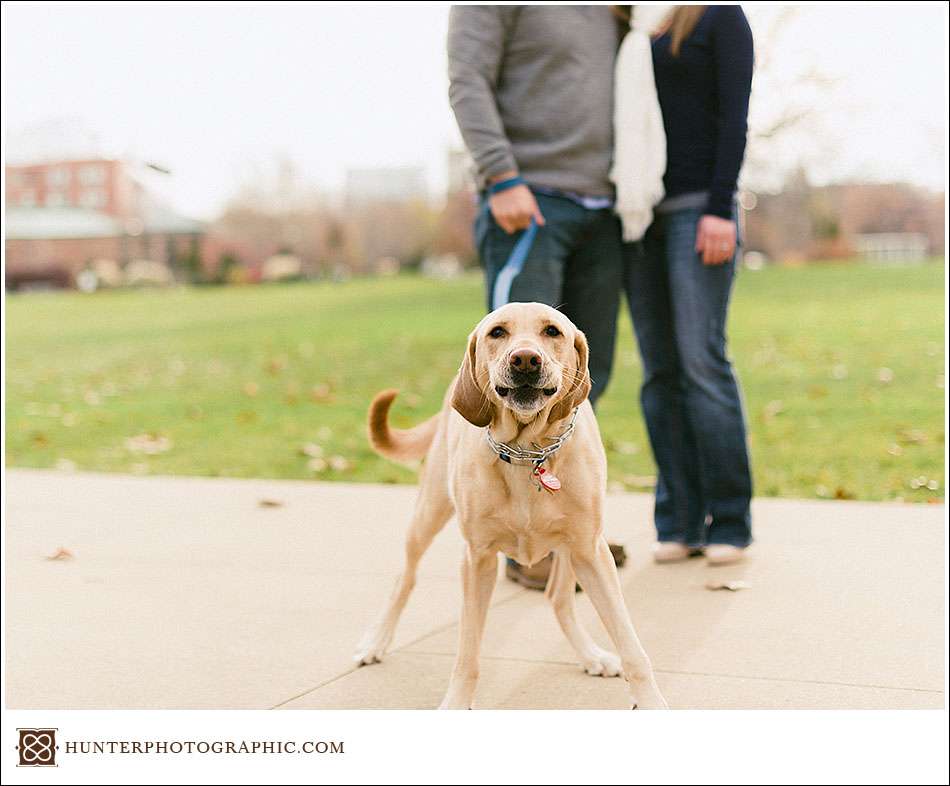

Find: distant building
<box><xmin>853</xmin><ymin>233</ymin><xmax>929</xmax><ymax>263</ymax></box>
<box><xmin>743</xmin><ymin>177</ymin><xmax>945</xmax><ymax>263</ymax></box>
<box><xmin>344</xmin><ymin>166</ymin><xmax>427</xmax><ymax>205</ymax></box>
<box><xmin>4</xmin><ymin>159</ymin><xmax>203</xmax><ymax>289</ymax></box>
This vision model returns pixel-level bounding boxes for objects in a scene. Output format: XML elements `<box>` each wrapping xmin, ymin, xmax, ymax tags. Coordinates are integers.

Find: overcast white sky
<box><xmin>2</xmin><ymin>3</ymin><xmax>947</xmax><ymax>219</ymax></box>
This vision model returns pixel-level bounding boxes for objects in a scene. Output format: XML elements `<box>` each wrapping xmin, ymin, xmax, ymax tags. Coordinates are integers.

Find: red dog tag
<box><xmin>534</xmin><ymin>467</ymin><xmax>561</xmax><ymax>492</ymax></box>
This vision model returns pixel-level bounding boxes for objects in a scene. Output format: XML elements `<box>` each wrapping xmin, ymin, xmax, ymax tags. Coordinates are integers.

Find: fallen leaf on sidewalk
<box><xmin>45</xmin><ymin>547</ymin><xmax>74</xmax><ymax>561</ymax></box>
<box><xmin>258</xmin><ymin>499</ymin><xmax>284</xmax><ymax>508</ymax></box>
<box><xmin>705</xmin><ymin>580</ymin><xmax>749</xmax><ymax>592</ymax></box>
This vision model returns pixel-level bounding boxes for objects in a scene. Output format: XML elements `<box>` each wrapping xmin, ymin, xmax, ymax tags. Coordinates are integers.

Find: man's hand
<box><xmin>488</xmin><ymin>171</ymin><xmax>545</xmax><ymax>234</ymax></box>
<box><xmin>695</xmin><ymin>215</ymin><xmax>737</xmax><ymax>265</ymax></box>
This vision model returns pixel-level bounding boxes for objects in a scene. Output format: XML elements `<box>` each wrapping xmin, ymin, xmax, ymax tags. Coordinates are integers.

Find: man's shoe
<box><xmin>609</xmin><ymin>542</ymin><xmax>628</xmax><ymax>568</ymax></box>
<box><xmin>506</xmin><ymin>543</ymin><xmax>629</xmax><ymax>591</ymax></box>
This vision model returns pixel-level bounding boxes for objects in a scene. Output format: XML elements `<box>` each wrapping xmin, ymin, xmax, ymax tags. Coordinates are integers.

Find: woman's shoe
<box><xmin>706</xmin><ymin>544</ymin><xmax>746</xmax><ymax>565</ymax></box>
<box><xmin>652</xmin><ymin>542</ymin><xmax>691</xmax><ymax>563</ymax></box>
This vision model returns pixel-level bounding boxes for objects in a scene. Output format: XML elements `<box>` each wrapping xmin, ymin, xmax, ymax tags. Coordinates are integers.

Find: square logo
<box><xmin>17</xmin><ymin>728</ymin><xmax>58</xmax><ymax>767</ymax></box>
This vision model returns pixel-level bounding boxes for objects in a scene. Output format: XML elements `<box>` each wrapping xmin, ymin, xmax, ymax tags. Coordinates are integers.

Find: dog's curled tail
<box><xmin>368</xmin><ymin>389</ymin><xmax>439</xmax><ymax>463</ymax></box>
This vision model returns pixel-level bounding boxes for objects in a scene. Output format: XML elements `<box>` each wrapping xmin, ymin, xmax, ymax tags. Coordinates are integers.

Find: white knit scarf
<box><xmin>610</xmin><ymin>5</ymin><xmax>670</xmax><ymax>241</ymax></box>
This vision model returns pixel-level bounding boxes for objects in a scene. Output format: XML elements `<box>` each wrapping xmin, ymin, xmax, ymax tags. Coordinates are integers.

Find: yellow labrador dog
<box><xmin>355</xmin><ymin>302</ymin><xmax>667</xmax><ymax>710</ymax></box>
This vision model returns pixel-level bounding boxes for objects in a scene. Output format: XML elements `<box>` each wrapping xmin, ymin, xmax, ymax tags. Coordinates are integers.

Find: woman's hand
<box><xmin>488</xmin><ymin>171</ymin><xmax>546</xmax><ymax>234</ymax></box>
<box><xmin>695</xmin><ymin>215</ymin><xmax>737</xmax><ymax>265</ymax></box>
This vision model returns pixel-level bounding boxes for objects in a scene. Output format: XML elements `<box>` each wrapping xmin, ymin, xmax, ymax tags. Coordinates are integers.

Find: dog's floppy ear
<box><xmin>550</xmin><ymin>328</ymin><xmax>591</xmax><ymax>422</ymax></box>
<box><xmin>451</xmin><ymin>329</ymin><xmax>493</xmax><ymax>427</ymax></box>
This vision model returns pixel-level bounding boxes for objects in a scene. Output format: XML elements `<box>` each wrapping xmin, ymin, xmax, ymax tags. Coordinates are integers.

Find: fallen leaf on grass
<box><xmin>328</xmin><ymin>455</ymin><xmax>351</xmax><ymax>471</ymax></box>
<box><xmin>897</xmin><ymin>428</ymin><xmax>927</xmax><ymax>445</ymax></box>
<box><xmin>309</xmin><ymin>384</ymin><xmax>334</xmax><ymax>403</ymax></box>
<box><xmin>45</xmin><ymin>547</ymin><xmax>74</xmax><ymax>561</ymax></box>
<box><xmin>299</xmin><ymin>443</ymin><xmax>324</xmax><ymax>458</ymax></box>
<box><xmin>125</xmin><ymin>433</ymin><xmax>173</xmax><ymax>455</ymax></box>
<box><xmin>705</xmin><ymin>580</ymin><xmax>749</xmax><ymax>591</ymax></box>
<box><xmin>830</xmin><ymin>364</ymin><xmax>848</xmax><ymax>380</ymax></box>
<box><xmin>265</xmin><ymin>356</ymin><xmax>287</xmax><ymax>375</ymax></box>
<box><xmin>834</xmin><ymin>487</ymin><xmax>855</xmax><ymax>500</ymax></box>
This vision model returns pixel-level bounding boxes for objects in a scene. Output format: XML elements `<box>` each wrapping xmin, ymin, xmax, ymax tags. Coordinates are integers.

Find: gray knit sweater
<box><xmin>448</xmin><ymin>5</ymin><xmax>620</xmax><ymax>197</ymax></box>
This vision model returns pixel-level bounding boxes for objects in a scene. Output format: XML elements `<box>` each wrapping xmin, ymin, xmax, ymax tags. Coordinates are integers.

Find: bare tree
<box><xmin>743</xmin><ymin>7</ymin><xmax>840</xmax><ymax>194</ymax></box>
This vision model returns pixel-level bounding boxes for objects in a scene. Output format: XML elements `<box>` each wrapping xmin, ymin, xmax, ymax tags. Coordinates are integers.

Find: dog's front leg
<box><xmin>439</xmin><ymin>544</ymin><xmax>497</xmax><ymax>710</ymax></box>
<box><xmin>572</xmin><ymin>536</ymin><xmax>669</xmax><ymax>709</ymax></box>
<box><xmin>546</xmin><ymin>549</ymin><xmax>622</xmax><ymax>677</ymax></box>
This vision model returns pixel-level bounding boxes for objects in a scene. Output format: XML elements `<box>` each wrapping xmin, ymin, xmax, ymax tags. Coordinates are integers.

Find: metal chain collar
<box><xmin>485</xmin><ymin>408</ymin><xmax>580</xmax><ymax>467</ymax></box>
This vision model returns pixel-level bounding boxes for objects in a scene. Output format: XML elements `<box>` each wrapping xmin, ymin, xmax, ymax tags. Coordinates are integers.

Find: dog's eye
<box><xmin>544</xmin><ymin>325</ymin><xmax>561</xmax><ymax>337</ymax></box>
<box><xmin>488</xmin><ymin>326</ymin><xmax>507</xmax><ymax>339</ymax></box>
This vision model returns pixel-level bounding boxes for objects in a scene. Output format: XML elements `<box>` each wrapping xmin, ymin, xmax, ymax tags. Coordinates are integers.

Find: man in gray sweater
<box><xmin>448</xmin><ymin>5</ymin><xmax>625</xmax><ymax>588</ymax></box>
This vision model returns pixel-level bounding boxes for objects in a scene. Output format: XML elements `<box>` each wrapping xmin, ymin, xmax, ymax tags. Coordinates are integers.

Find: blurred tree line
<box><xmin>197</xmin><ymin>159</ymin><xmax>476</xmax><ymax>284</ymax></box>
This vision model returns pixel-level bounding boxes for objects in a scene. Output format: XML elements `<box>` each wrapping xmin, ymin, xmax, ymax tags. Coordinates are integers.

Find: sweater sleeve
<box><xmin>447</xmin><ymin>6</ymin><xmax>518</xmax><ymax>185</ymax></box>
<box><xmin>706</xmin><ymin>7</ymin><xmax>754</xmax><ymax>219</ymax></box>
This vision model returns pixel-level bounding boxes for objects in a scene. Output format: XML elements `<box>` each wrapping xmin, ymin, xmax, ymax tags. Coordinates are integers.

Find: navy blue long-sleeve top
<box><xmin>651</xmin><ymin>6</ymin><xmax>754</xmax><ymax>219</ymax></box>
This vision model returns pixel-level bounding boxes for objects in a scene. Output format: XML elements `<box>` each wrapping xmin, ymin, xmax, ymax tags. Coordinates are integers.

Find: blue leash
<box><xmin>491</xmin><ymin>219</ymin><xmax>537</xmax><ymax>310</ymax></box>
<box><xmin>487</xmin><ymin>176</ymin><xmax>539</xmax><ymax>310</ymax></box>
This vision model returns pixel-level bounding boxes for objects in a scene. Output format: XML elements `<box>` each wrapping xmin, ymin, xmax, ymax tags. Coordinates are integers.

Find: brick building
<box><xmin>4</xmin><ymin>159</ymin><xmax>203</xmax><ymax>289</ymax></box>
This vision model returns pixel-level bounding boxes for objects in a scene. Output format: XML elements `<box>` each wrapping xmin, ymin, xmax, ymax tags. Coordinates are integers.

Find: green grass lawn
<box><xmin>5</xmin><ymin>260</ymin><xmax>945</xmax><ymax>502</ymax></box>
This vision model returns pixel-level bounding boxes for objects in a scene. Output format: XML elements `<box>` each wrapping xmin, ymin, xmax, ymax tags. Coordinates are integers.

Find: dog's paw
<box><xmin>581</xmin><ymin>649</ymin><xmax>623</xmax><ymax>677</ymax></box>
<box><xmin>354</xmin><ymin>624</ymin><xmax>394</xmax><ymax>666</ymax></box>
<box><xmin>353</xmin><ymin>636</ymin><xmax>387</xmax><ymax>666</ymax></box>
<box><xmin>354</xmin><ymin>648</ymin><xmax>384</xmax><ymax>666</ymax></box>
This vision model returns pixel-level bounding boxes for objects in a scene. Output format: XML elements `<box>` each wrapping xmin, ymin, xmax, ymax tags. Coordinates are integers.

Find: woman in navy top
<box><xmin>624</xmin><ymin>6</ymin><xmax>755</xmax><ymax>565</ymax></box>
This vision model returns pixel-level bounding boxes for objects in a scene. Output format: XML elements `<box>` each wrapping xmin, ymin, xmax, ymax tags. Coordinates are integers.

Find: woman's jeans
<box><xmin>624</xmin><ymin>207</ymin><xmax>753</xmax><ymax>548</ymax></box>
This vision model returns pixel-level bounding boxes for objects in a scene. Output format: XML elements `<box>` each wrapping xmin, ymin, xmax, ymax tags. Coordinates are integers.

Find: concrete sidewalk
<box><xmin>5</xmin><ymin>469</ymin><xmax>945</xmax><ymax>709</ymax></box>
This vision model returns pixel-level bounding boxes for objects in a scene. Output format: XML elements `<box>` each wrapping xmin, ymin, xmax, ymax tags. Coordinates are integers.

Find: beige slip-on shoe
<box><xmin>706</xmin><ymin>544</ymin><xmax>746</xmax><ymax>566</ymax></box>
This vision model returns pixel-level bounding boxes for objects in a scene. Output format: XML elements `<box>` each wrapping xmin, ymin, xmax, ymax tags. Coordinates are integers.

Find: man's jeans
<box><xmin>477</xmin><ymin>192</ymin><xmax>623</xmax><ymax>406</ymax></box>
<box><xmin>624</xmin><ymin>207</ymin><xmax>753</xmax><ymax>548</ymax></box>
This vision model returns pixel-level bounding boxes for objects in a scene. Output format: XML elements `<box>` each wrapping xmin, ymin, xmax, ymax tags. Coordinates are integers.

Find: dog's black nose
<box><xmin>509</xmin><ymin>348</ymin><xmax>541</xmax><ymax>370</ymax></box>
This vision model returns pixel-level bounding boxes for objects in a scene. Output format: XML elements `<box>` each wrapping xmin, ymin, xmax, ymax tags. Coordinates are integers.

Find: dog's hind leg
<box><xmin>546</xmin><ymin>550</ymin><xmax>622</xmax><ymax>678</ymax></box>
<box><xmin>354</xmin><ymin>451</ymin><xmax>453</xmax><ymax>666</ymax></box>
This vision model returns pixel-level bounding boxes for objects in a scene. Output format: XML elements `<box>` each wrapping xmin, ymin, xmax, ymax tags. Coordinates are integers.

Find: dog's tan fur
<box><xmin>355</xmin><ymin>302</ymin><xmax>667</xmax><ymax>709</ymax></box>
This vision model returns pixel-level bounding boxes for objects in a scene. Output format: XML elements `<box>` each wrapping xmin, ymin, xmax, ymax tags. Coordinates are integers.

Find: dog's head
<box><xmin>451</xmin><ymin>302</ymin><xmax>591</xmax><ymax>427</ymax></box>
